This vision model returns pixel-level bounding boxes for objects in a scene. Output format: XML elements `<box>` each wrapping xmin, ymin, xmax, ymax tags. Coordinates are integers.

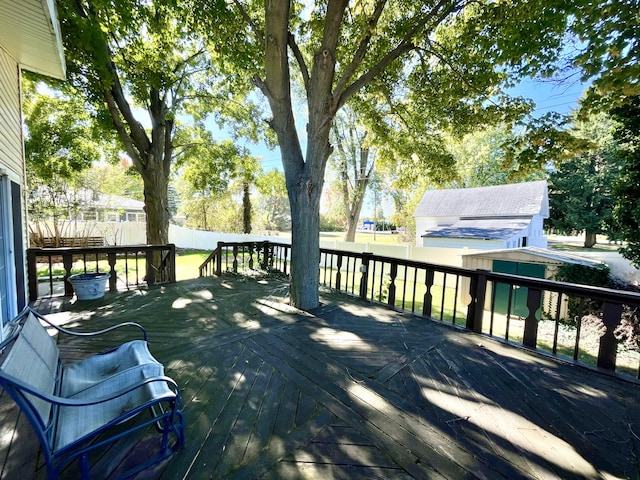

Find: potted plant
<box><xmin>68</xmin><ymin>272</ymin><xmax>110</xmax><ymax>300</ymax></box>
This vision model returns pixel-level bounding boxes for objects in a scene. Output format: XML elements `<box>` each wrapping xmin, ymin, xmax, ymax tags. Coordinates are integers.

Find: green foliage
<box><xmin>255</xmin><ymin>170</ymin><xmax>290</xmax><ymax>231</ymax></box>
<box><xmin>547</xmin><ymin>113</ymin><xmax>622</xmax><ymax>246</ymax></box>
<box><xmin>319</xmin><ymin>214</ymin><xmax>345</xmax><ymax>232</ymax></box>
<box><xmin>571</xmin><ymin>0</ymin><xmax>640</xmax><ymax>112</ymax></box>
<box><xmin>611</xmin><ymin>97</ymin><xmax>640</xmax><ymax>267</ymax></box>
<box><xmin>553</xmin><ymin>263</ymin><xmax>612</xmax><ymax>288</ymax></box>
<box><xmin>553</xmin><ymin>263</ymin><xmax>612</xmax><ymax>324</ymax></box>
<box><xmin>22</xmin><ymin>76</ymin><xmax>105</xmax><ymax>183</ymax></box>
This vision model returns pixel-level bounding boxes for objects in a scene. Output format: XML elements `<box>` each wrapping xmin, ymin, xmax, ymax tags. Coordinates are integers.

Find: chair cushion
<box><xmin>60</xmin><ymin>340</ymin><xmax>161</xmax><ymax>397</ymax></box>
<box><xmin>54</xmin><ymin>363</ymin><xmax>172</xmax><ymax>451</ymax></box>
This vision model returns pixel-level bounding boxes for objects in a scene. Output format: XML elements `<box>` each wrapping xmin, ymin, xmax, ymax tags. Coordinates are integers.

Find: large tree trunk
<box><xmin>584</xmin><ymin>230</ymin><xmax>597</xmax><ymax>248</ymax></box>
<box><xmin>289</xmin><ymin>177</ymin><xmax>322</xmax><ymax>309</ymax></box>
<box><xmin>140</xmin><ymin>158</ymin><xmax>170</xmax><ymax>245</ymax></box>
<box><xmin>261</xmin><ymin>0</ymin><xmax>343</xmax><ymax>310</ymax></box>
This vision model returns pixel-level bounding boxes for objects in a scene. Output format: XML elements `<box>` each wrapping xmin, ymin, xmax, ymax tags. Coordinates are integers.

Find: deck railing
<box><xmin>27</xmin><ymin>244</ymin><xmax>176</xmax><ymax>301</ymax></box>
<box><xmin>201</xmin><ymin>241</ymin><xmax>640</xmax><ymax>379</ymax></box>
<box><xmin>198</xmin><ymin>241</ymin><xmax>291</xmax><ymax>277</ymax></box>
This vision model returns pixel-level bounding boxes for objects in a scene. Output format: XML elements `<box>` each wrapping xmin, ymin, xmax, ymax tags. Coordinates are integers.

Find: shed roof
<box><xmin>414</xmin><ymin>180</ymin><xmax>549</xmax><ymax>219</ymax></box>
<box><xmin>0</xmin><ymin>0</ymin><xmax>66</xmax><ymax>79</ymax></box>
<box><xmin>421</xmin><ymin>218</ymin><xmax>531</xmax><ymax>240</ymax></box>
<box><xmin>461</xmin><ymin>247</ymin><xmax>602</xmax><ymax>267</ymax></box>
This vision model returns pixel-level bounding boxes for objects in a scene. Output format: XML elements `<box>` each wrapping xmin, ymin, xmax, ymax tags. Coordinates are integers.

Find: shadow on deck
<box><xmin>3</xmin><ymin>275</ymin><xmax>640</xmax><ymax>479</ymax></box>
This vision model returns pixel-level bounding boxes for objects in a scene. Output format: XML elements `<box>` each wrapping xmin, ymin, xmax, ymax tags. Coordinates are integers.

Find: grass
<box><xmin>36</xmin><ymin>249</ymin><xmax>212</xmax><ymax>282</ymax></box>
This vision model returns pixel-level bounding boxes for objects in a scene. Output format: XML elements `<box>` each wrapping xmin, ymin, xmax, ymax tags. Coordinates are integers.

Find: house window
<box><xmin>83</xmin><ymin>211</ymin><xmax>97</xmax><ymax>221</ymax></box>
<box><xmin>127</xmin><ymin>212</ymin><xmax>137</xmax><ymax>222</ymax></box>
<box><xmin>104</xmin><ymin>212</ymin><xmax>118</xmax><ymax>222</ymax></box>
<box><xmin>137</xmin><ymin>213</ymin><xmax>146</xmax><ymax>222</ymax></box>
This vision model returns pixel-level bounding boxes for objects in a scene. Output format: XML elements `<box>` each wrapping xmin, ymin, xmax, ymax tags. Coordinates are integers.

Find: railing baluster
<box><xmin>388</xmin><ymin>262</ymin><xmax>397</xmax><ymax>308</ymax></box>
<box><xmin>423</xmin><ymin>270</ymin><xmax>434</xmax><ymax>318</ymax></box>
<box><xmin>598</xmin><ymin>301</ymin><xmax>624</xmax><ymax>370</ymax></box>
<box><xmin>523</xmin><ymin>288</ymin><xmax>542</xmax><ymax>349</ymax></box>
<box><xmin>552</xmin><ymin>292</ymin><xmax>563</xmax><ymax>355</ymax></box>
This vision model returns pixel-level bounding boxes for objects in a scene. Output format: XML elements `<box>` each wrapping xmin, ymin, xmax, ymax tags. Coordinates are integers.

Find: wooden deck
<box><xmin>2</xmin><ymin>276</ymin><xmax>640</xmax><ymax>479</ymax></box>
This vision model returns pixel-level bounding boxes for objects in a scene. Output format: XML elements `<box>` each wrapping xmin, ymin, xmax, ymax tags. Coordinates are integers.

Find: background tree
<box><xmin>611</xmin><ymin>97</ymin><xmax>640</xmax><ymax>266</ymax></box>
<box><xmin>221</xmin><ymin>0</ymin><xmax>575</xmax><ymax>310</ymax></box>
<box><xmin>176</xmin><ymin>139</ymin><xmax>260</xmax><ymax>232</ymax></box>
<box><xmin>57</xmin><ymin>0</ymin><xmax>261</xmax><ymax>245</ymax></box>
<box><xmin>548</xmin><ymin>114</ymin><xmax>621</xmax><ymax>248</ymax></box>
<box><xmin>22</xmin><ymin>75</ymin><xmax>109</xmax><ymax>244</ymax></box>
<box><xmin>330</xmin><ymin>109</ymin><xmax>375</xmax><ymax>242</ymax></box>
<box><xmin>255</xmin><ymin>169</ymin><xmax>290</xmax><ymax>231</ymax></box>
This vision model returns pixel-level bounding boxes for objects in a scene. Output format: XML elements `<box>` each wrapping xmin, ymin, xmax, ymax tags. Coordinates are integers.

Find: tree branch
<box><xmin>231</xmin><ymin>0</ymin><xmax>264</xmax><ymax>45</ymax></box>
<box><xmin>334</xmin><ymin>0</ymin><xmax>387</xmax><ymax>97</ymax></box>
<box><xmin>335</xmin><ymin>0</ymin><xmax>465</xmax><ymax>109</ymax></box>
<box><xmin>288</xmin><ymin>32</ymin><xmax>310</xmax><ymax>92</ymax></box>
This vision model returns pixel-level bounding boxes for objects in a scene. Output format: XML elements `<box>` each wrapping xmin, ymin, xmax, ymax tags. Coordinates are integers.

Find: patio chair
<box><xmin>0</xmin><ymin>307</ymin><xmax>185</xmax><ymax>479</ymax></box>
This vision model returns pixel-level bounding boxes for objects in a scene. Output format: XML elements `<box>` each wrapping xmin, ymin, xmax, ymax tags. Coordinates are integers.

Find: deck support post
<box><xmin>467</xmin><ymin>270</ymin><xmax>487</xmax><ymax>333</ymax></box>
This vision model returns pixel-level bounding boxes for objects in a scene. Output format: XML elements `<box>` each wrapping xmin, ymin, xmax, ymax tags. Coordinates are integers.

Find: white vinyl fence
<box><xmin>30</xmin><ymin>221</ymin><xmax>466</xmax><ymax>268</ymax></box>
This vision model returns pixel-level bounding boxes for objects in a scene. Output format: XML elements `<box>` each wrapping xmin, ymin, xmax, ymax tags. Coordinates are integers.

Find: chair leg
<box><xmin>80</xmin><ymin>453</ymin><xmax>90</xmax><ymax>479</ymax></box>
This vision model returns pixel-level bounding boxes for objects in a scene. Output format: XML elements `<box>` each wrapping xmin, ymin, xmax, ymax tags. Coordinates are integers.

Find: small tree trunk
<box><xmin>243</xmin><ymin>181</ymin><xmax>252</xmax><ymax>234</ymax></box>
<box><xmin>345</xmin><ymin>216</ymin><xmax>358</xmax><ymax>242</ymax></box>
<box><xmin>584</xmin><ymin>230</ymin><xmax>597</xmax><ymax>248</ymax></box>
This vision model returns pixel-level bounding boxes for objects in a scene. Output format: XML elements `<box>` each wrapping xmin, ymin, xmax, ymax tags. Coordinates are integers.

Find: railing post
<box><xmin>359</xmin><ymin>253</ymin><xmax>373</xmax><ymax>300</ymax></box>
<box><xmin>168</xmin><ymin>244</ymin><xmax>176</xmax><ymax>282</ymax></box>
<box><xmin>63</xmin><ymin>252</ymin><xmax>74</xmax><ymax>296</ymax></box>
<box><xmin>108</xmin><ymin>252</ymin><xmax>117</xmax><ymax>292</ymax></box>
<box><xmin>27</xmin><ymin>249</ymin><xmax>38</xmax><ymax>301</ymax></box>
<box><xmin>466</xmin><ymin>270</ymin><xmax>487</xmax><ymax>333</ymax></box>
<box><xmin>523</xmin><ymin>288</ymin><xmax>542</xmax><ymax>348</ymax></box>
<box><xmin>216</xmin><ymin>242</ymin><xmax>224</xmax><ymax>276</ymax></box>
<box><xmin>335</xmin><ymin>254</ymin><xmax>343</xmax><ymax>290</ymax></box>
<box><xmin>598</xmin><ymin>301</ymin><xmax>623</xmax><ymax>370</ymax></box>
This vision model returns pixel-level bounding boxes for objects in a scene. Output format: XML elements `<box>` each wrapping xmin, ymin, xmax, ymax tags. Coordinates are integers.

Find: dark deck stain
<box><xmin>1</xmin><ymin>276</ymin><xmax>638</xmax><ymax>479</ymax></box>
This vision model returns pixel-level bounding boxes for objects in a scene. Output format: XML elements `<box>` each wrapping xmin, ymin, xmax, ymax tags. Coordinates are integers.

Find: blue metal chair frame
<box><xmin>0</xmin><ymin>308</ymin><xmax>185</xmax><ymax>479</ymax></box>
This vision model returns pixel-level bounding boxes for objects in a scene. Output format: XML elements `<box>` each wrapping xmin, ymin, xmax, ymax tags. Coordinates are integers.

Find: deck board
<box><xmin>2</xmin><ymin>276</ymin><xmax>640</xmax><ymax>479</ymax></box>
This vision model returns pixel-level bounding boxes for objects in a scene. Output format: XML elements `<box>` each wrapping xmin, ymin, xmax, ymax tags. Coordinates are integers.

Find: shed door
<box><xmin>493</xmin><ymin>260</ymin><xmax>546</xmax><ymax>317</ymax></box>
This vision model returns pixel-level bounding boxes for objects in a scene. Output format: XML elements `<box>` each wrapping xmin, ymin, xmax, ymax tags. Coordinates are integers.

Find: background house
<box><xmin>0</xmin><ymin>1</ymin><xmax>66</xmax><ymax>329</ymax></box>
<box><xmin>414</xmin><ymin>180</ymin><xmax>549</xmax><ymax>250</ymax></box>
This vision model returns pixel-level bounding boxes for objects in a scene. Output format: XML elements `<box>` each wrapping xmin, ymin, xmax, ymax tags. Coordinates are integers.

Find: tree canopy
<box><xmin>611</xmin><ymin>97</ymin><xmax>640</xmax><ymax>267</ymax></box>
<box><xmin>56</xmin><ymin>0</ymin><xmax>263</xmax><ymax>245</ymax></box>
<box><xmin>548</xmin><ymin>114</ymin><xmax>622</xmax><ymax>248</ymax></box>
<box><xmin>205</xmin><ymin>0</ymin><xmax>581</xmax><ymax>309</ymax></box>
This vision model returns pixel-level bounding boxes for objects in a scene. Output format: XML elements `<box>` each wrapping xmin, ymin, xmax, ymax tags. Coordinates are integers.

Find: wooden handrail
<box><xmin>27</xmin><ymin>244</ymin><xmax>176</xmax><ymax>301</ymax></box>
<box><xmin>200</xmin><ymin>240</ymin><xmax>640</xmax><ymax>379</ymax></box>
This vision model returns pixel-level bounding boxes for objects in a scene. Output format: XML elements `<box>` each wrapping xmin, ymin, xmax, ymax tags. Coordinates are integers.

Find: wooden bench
<box><xmin>0</xmin><ymin>308</ymin><xmax>185</xmax><ymax>479</ymax></box>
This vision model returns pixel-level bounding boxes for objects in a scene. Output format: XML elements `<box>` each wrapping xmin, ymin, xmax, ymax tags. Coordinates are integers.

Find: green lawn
<box><xmin>36</xmin><ymin>249</ymin><xmax>212</xmax><ymax>282</ymax></box>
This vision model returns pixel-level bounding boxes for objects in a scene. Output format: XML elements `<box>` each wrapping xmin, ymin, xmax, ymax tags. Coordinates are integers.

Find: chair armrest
<box><xmin>25</xmin><ymin>307</ymin><xmax>148</xmax><ymax>342</ymax></box>
<box><xmin>0</xmin><ymin>371</ymin><xmax>180</xmax><ymax>407</ymax></box>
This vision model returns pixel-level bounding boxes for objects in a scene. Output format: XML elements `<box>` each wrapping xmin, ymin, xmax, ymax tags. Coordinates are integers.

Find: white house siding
<box><xmin>0</xmin><ymin>47</ymin><xmax>23</xmax><ymax>181</ymax></box>
<box><xmin>0</xmin><ymin>47</ymin><xmax>24</xmax><ymax>328</ymax></box>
